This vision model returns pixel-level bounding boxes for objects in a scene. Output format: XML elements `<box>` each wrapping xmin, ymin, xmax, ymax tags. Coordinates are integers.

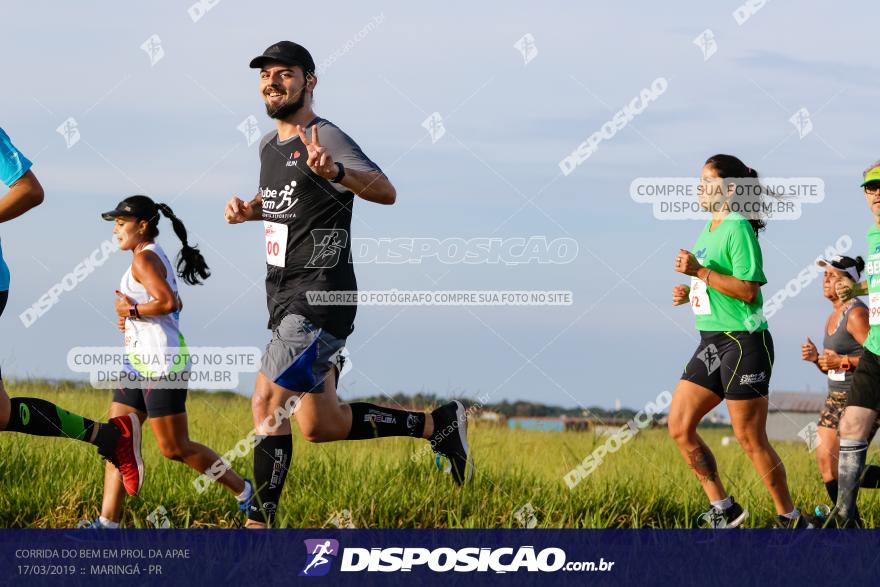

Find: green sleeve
<box><xmin>727</xmin><ymin>221</ymin><xmax>767</xmax><ymax>284</ymax></box>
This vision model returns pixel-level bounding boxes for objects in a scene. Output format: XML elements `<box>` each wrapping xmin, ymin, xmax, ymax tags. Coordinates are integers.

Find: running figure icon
<box><xmin>301</xmin><ymin>540</ymin><xmax>336</xmax><ymax>576</ymax></box>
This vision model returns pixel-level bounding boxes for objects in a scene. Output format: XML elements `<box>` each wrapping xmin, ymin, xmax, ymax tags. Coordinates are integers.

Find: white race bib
<box><xmin>264</xmin><ymin>221</ymin><xmax>287</xmax><ymax>268</ymax></box>
<box><xmin>690</xmin><ymin>276</ymin><xmax>712</xmax><ymax>315</ymax></box>
<box><xmin>870</xmin><ymin>292</ymin><xmax>880</xmax><ymax>325</ymax></box>
<box><xmin>868</xmin><ymin>253</ymin><xmax>880</xmax><ymax>323</ymax></box>
<box><xmin>828</xmin><ymin>369</ymin><xmax>846</xmax><ymax>382</ymax></box>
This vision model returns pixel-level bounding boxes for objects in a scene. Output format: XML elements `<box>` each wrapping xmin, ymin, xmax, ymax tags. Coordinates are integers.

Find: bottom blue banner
<box><xmin>1</xmin><ymin>529</ymin><xmax>878</xmax><ymax>586</ymax></box>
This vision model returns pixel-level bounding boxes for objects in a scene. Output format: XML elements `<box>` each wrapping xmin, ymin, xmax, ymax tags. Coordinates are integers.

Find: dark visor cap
<box><xmin>101</xmin><ymin>195</ymin><xmax>158</xmax><ymax>221</ymax></box>
<box><xmin>249</xmin><ymin>41</ymin><xmax>315</xmax><ymax>74</ymax></box>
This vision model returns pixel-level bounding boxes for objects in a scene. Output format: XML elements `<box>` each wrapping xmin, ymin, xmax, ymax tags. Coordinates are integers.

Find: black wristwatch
<box><xmin>331</xmin><ymin>162</ymin><xmax>345</xmax><ymax>183</ymax></box>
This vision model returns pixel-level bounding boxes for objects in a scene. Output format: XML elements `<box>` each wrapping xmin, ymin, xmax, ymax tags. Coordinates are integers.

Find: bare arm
<box><xmin>801</xmin><ymin>336</ymin><xmax>826</xmax><ymax>372</ymax></box>
<box><xmin>297</xmin><ymin>124</ymin><xmax>396</xmax><ymax>205</ymax></box>
<box><xmin>845</xmin><ymin>305</ymin><xmax>870</xmax><ymax>369</ymax></box>
<box><xmin>225</xmin><ymin>191</ymin><xmax>263</xmax><ymax>223</ymax></box>
<box><xmin>115</xmin><ymin>251</ymin><xmax>178</xmax><ymax>318</ymax></box>
<box><xmin>0</xmin><ymin>170</ymin><xmax>44</xmax><ymax>223</ymax></box>
<box><xmin>675</xmin><ymin>249</ymin><xmax>760</xmax><ymax>303</ymax></box>
<box><xmin>837</xmin><ymin>279</ymin><xmax>868</xmax><ymax>301</ymax></box>
<box><xmin>338</xmin><ymin>169</ymin><xmax>396</xmax><ymax>205</ymax></box>
<box><xmin>694</xmin><ymin>267</ymin><xmax>760</xmax><ymax>304</ymax></box>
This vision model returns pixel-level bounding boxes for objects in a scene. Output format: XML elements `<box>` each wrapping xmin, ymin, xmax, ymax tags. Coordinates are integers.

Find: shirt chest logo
<box><xmin>261</xmin><ymin>180</ymin><xmax>299</xmax><ymax>215</ymax></box>
<box><xmin>286</xmin><ymin>150</ymin><xmax>301</xmax><ymax>167</ymax></box>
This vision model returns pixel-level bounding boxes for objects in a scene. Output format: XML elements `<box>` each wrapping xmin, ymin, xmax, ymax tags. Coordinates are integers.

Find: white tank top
<box><xmin>120</xmin><ymin>243</ymin><xmax>189</xmax><ymax>377</ymax></box>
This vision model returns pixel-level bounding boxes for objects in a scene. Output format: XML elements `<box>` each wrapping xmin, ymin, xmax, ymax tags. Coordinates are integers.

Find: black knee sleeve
<box><xmin>7</xmin><ymin>398</ymin><xmax>57</xmax><ymax>434</ymax></box>
<box><xmin>248</xmin><ymin>434</ymin><xmax>293</xmax><ymax>525</ymax></box>
<box><xmin>346</xmin><ymin>403</ymin><xmax>426</xmax><ymax>440</ymax></box>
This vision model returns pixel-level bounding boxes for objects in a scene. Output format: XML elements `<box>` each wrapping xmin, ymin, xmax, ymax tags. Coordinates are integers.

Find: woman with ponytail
<box><xmin>80</xmin><ymin>195</ymin><xmax>252</xmax><ymax>528</ymax></box>
<box><xmin>668</xmin><ymin>154</ymin><xmax>809</xmax><ymax>528</ymax></box>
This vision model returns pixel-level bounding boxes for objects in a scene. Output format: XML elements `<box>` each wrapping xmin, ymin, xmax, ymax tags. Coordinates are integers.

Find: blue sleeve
<box><xmin>0</xmin><ymin>128</ymin><xmax>33</xmax><ymax>187</ymax></box>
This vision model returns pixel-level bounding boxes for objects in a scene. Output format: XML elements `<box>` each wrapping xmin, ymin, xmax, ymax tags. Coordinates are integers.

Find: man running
<box><xmin>0</xmin><ymin>126</ymin><xmax>143</xmax><ymax>496</ymax></box>
<box><xmin>830</xmin><ymin>162</ymin><xmax>880</xmax><ymax>526</ymax></box>
<box><xmin>224</xmin><ymin>42</ymin><xmax>471</xmax><ymax>528</ymax></box>
<box><xmin>802</xmin><ymin>255</ymin><xmax>880</xmax><ymax>509</ymax></box>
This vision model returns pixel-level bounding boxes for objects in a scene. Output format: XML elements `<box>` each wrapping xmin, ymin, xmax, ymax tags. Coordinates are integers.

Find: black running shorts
<box><xmin>112</xmin><ymin>387</ymin><xmax>188</xmax><ymax>418</ymax></box>
<box><xmin>849</xmin><ymin>348</ymin><xmax>880</xmax><ymax>412</ymax></box>
<box><xmin>681</xmin><ymin>330</ymin><xmax>774</xmax><ymax>400</ymax></box>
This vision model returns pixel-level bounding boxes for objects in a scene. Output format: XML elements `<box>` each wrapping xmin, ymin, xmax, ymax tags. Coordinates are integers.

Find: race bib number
<box><xmin>690</xmin><ymin>276</ymin><xmax>712</xmax><ymax>315</ymax></box>
<box><xmin>264</xmin><ymin>221</ymin><xmax>287</xmax><ymax>268</ymax></box>
<box><xmin>828</xmin><ymin>369</ymin><xmax>846</xmax><ymax>382</ymax></box>
<box><xmin>870</xmin><ymin>292</ymin><xmax>880</xmax><ymax>325</ymax></box>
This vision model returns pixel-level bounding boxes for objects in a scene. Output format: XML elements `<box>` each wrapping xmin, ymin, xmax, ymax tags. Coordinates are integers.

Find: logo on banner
<box><xmin>300</xmin><ymin>539</ymin><xmax>339</xmax><ymax>576</ymax></box>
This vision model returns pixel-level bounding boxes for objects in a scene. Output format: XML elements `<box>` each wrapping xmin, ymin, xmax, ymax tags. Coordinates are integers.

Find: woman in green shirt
<box><xmin>668</xmin><ymin>154</ymin><xmax>805</xmax><ymax>528</ymax></box>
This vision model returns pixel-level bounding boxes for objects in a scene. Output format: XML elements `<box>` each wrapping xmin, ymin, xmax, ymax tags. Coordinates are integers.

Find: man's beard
<box><xmin>265</xmin><ymin>88</ymin><xmax>306</xmax><ymax>119</ymax></box>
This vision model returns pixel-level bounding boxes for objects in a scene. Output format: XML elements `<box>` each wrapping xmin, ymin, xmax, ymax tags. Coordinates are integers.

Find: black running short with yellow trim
<box><xmin>681</xmin><ymin>330</ymin><xmax>774</xmax><ymax>400</ymax></box>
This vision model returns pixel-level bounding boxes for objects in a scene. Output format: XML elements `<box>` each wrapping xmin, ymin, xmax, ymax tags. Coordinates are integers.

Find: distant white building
<box><xmin>475</xmin><ymin>410</ymin><xmax>506</xmax><ymax>425</ymax></box>
<box><xmin>765</xmin><ymin>392</ymin><xmax>824</xmax><ymax>443</ymax></box>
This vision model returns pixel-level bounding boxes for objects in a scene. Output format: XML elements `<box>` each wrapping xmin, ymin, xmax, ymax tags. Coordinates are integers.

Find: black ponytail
<box><xmin>705</xmin><ymin>154</ymin><xmax>767</xmax><ymax>237</ymax></box>
<box><xmin>856</xmin><ymin>256</ymin><xmax>866</xmax><ymax>278</ymax></box>
<box><xmin>155</xmin><ymin>203</ymin><xmax>211</xmax><ymax>286</ymax></box>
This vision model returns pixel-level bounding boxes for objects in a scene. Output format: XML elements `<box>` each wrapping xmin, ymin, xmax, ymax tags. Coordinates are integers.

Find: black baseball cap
<box><xmin>249</xmin><ymin>41</ymin><xmax>315</xmax><ymax>74</ymax></box>
<box><xmin>101</xmin><ymin>195</ymin><xmax>158</xmax><ymax>221</ymax></box>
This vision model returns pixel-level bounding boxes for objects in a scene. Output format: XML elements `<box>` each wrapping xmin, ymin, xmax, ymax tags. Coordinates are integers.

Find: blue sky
<box><xmin>2</xmin><ymin>1</ymin><xmax>879</xmax><ymax>411</ymax></box>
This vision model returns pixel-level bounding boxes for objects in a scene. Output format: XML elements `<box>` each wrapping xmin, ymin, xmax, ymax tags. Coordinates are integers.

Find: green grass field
<box><xmin>1</xmin><ymin>380</ymin><xmax>876</xmax><ymax>529</ymax></box>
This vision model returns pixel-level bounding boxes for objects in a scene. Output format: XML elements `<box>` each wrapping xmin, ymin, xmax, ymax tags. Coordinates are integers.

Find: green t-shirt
<box><xmin>690</xmin><ymin>212</ymin><xmax>767</xmax><ymax>332</ymax></box>
<box><xmin>863</xmin><ymin>224</ymin><xmax>880</xmax><ymax>354</ymax></box>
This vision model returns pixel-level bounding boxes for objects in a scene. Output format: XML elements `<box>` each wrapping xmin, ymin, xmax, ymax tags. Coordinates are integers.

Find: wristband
<box><xmin>331</xmin><ymin>161</ymin><xmax>345</xmax><ymax>183</ymax></box>
<box><xmin>841</xmin><ymin>355</ymin><xmax>852</xmax><ymax>371</ymax></box>
<box><xmin>128</xmin><ymin>304</ymin><xmax>140</xmax><ymax>319</ymax></box>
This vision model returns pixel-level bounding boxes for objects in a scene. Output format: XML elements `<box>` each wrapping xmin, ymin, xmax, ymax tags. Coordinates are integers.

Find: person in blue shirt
<box><xmin>0</xmin><ymin>127</ymin><xmax>145</xmax><ymax>498</ymax></box>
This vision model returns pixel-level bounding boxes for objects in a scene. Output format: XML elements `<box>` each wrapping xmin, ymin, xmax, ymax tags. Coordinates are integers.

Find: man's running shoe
<box><xmin>696</xmin><ymin>498</ymin><xmax>748</xmax><ymax>528</ymax></box>
<box><xmin>96</xmin><ymin>414</ymin><xmax>144</xmax><ymax>496</ymax></box>
<box><xmin>429</xmin><ymin>401</ymin><xmax>473</xmax><ymax>485</ymax></box>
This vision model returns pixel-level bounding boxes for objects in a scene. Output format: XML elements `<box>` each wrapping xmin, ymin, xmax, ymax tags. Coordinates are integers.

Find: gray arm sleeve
<box><xmin>317</xmin><ymin>120</ymin><xmax>382</xmax><ymax>193</ymax></box>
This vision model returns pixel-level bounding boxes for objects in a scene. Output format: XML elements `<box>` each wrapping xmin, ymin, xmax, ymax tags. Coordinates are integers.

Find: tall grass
<box><xmin>0</xmin><ymin>381</ymin><xmax>874</xmax><ymax>528</ymax></box>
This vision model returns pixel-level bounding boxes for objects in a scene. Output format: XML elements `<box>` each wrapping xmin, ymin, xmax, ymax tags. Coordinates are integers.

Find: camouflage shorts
<box><xmin>819</xmin><ymin>389</ymin><xmax>880</xmax><ymax>441</ymax></box>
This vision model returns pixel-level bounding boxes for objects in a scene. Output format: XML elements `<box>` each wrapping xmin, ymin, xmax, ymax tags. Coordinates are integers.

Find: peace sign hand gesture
<box><xmin>296</xmin><ymin>124</ymin><xmax>339</xmax><ymax>181</ymax></box>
